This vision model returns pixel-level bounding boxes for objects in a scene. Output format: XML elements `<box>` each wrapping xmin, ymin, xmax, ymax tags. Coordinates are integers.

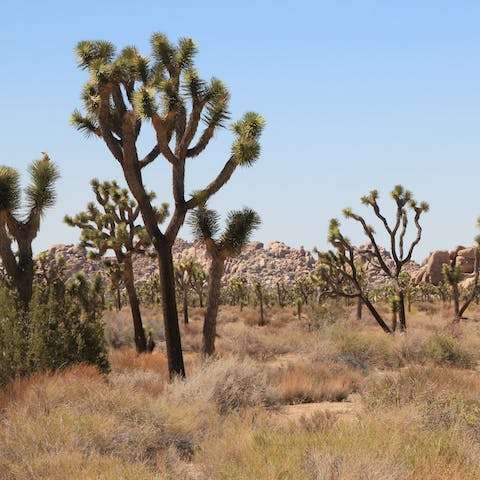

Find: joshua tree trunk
<box><xmin>398</xmin><ymin>290</ymin><xmax>407</xmax><ymax>331</ymax></box>
<box><xmin>16</xmin><ymin>240</ymin><xmax>35</xmax><ymax>307</ymax></box>
<box><xmin>391</xmin><ymin>310</ymin><xmax>397</xmax><ymax>332</ymax></box>
<box><xmin>157</xmin><ymin>241</ymin><xmax>186</xmax><ymax>377</ymax></box>
<box><xmin>203</xmin><ymin>256</ymin><xmax>224</xmax><ymax>357</ymax></box>
<box><xmin>452</xmin><ymin>284</ymin><xmax>460</xmax><ymax>318</ymax></box>
<box><xmin>123</xmin><ymin>255</ymin><xmax>147</xmax><ymax>353</ymax></box>
<box><xmin>356</xmin><ymin>296</ymin><xmax>363</xmax><ymax>320</ymax></box>
<box><xmin>183</xmin><ymin>287</ymin><xmax>189</xmax><ymax>325</ymax></box>
<box><xmin>361</xmin><ymin>296</ymin><xmax>392</xmax><ymax>334</ymax></box>
<box><xmin>115</xmin><ymin>288</ymin><xmax>121</xmax><ymax>310</ymax></box>
<box><xmin>123</xmin><ymin>164</ymin><xmax>186</xmax><ymax>378</ymax></box>
<box><xmin>258</xmin><ymin>290</ymin><xmax>265</xmax><ymax>326</ymax></box>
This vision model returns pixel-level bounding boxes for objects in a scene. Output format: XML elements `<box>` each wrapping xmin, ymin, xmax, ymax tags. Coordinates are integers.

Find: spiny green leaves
<box><xmin>204</xmin><ymin>78</ymin><xmax>230</xmax><ymax>128</ymax></box>
<box><xmin>189</xmin><ymin>205</ymin><xmax>260</xmax><ymax>257</ymax></box>
<box><xmin>0</xmin><ymin>166</ymin><xmax>20</xmax><ymax>212</ymax></box>
<box><xmin>189</xmin><ymin>206</ymin><xmax>220</xmax><ymax>241</ymax></box>
<box><xmin>151</xmin><ymin>33</ymin><xmax>175</xmax><ymax>70</ymax></box>
<box><xmin>231</xmin><ymin>112</ymin><xmax>265</xmax><ymax>166</ymax></box>
<box><xmin>70</xmin><ymin>110</ymin><xmax>99</xmax><ymax>137</ymax></box>
<box><xmin>76</xmin><ymin>41</ymin><xmax>116</xmax><ymax>69</ymax></box>
<box><xmin>132</xmin><ymin>87</ymin><xmax>158</xmax><ymax>118</ymax></box>
<box><xmin>25</xmin><ymin>154</ymin><xmax>60</xmax><ymax>213</ymax></box>
<box><xmin>151</xmin><ymin>34</ymin><xmax>197</xmax><ymax>72</ymax></box>
<box><xmin>183</xmin><ymin>69</ymin><xmax>206</xmax><ymax>99</ymax></box>
<box><xmin>220</xmin><ymin>208</ymin><xmax>261</xmax><ymax>255</ymax></box>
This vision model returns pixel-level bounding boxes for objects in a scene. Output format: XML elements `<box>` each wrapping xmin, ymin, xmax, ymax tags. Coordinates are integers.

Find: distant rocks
<box><xmin>38</xmin><ymin>241</ymin><xmax>479</xmax><ymax>290</ymax></box>
<box><xmin>414</xmin><ymin>245</ymin><xmax>478</xmax><ymax>285</ymax></box>
<box><xmin>40</xmin><ymin>239</ymin><xmax>317</xmax><ymax>289</ymax></box>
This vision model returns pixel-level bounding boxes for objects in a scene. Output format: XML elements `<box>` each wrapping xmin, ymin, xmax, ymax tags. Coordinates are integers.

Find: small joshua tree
<box><xmin>189</xmin><ymin>260</ymin><xmax>207</xmax><ymax>308</ymax></box>
<box><xmin>72</xmin><ymin>33</ymin><xmax>265</xmax><ymax>377</ymax></box>
<box><xmin>189</xmin><ymin>205</ymin><xmax>260</xmax><ymax>356</ymax></box>
<box><xmin>253</xmin><ymin>279</ymin><xmax>266</xmax><ymax>326</ymax></box>
<box><xmin>442</xmin><ymin>245</ymin><xmax>480</xmax><ymax>322</ymax></box>
<box><xmin>227</xmin><ymin>276</ymin><xmax>249</xmax><ymax>310</ymax></box>
<box><xmin>0</xmin><ymin>154</ymin><xmax>59</xmax><ymax>306</ymax></box>
<box><xmin>315</xmin><ymin>220</ymin><xmax>392</xmax><ymax>333</ymax></box>
<box><xmin>342</xmin><ymin>185</ymin><xmax>428</xmax><ymax>331</ymax></box>
<box><xmin>65</xmin><ymin>179</ymin><xmax>168</xmax><ymax>352</ymax></box>
<box><xmin>174</xmin><ymin>257</ymin><xmax>196</xmax><ymax>325</ymax></box>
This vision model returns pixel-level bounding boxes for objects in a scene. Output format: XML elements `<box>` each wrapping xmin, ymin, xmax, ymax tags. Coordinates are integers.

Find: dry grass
<box><xmin>2</xmin><ymin>302</ymin><xmax>480</xmax><ymax>479</ymax></box>
<box><xmin>167</xmin><ymin>356</ymin><xmax>279</xmax><ymax>414</ymax></box>
<box><xmin>271</xmin><ymin>361</ymin><xmax>363</xmax><ymax>403</ymax></box>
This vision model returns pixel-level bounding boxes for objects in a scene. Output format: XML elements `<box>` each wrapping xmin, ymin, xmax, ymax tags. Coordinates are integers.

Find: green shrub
<box><xmin>425</xmin><ymin>334</ymin><xmax>473</xmax><ymax>368</ymax></box>
<box><xmin>0</xmin><ymin>255</ymin><xmax>109</xmax><ymax>386</ymax></box>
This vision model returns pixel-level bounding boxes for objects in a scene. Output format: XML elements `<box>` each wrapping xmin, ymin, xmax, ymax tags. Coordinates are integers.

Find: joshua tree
<box><xmin>442</xmin><ymin>248</ymin><xmax>480</xmax><ymax>322</ymax></box>
<box><xmin>315</xmin><ymin>220</ymin><xmax>392</xmax><ymax>333</ymax></box>
<box><xmin>293</xmin><ymin>276</ymin><xmax>315</xmax><ymax>305</ymax></box>
<box><xmin>227</xmin><ymin>276</ymin><xmax>249</xmax><ymax>310</ymax></box>
<box><xmin>65</xmin><ymin>179</ymin><xmax>168</xmax><ymax>352</ymax></box>
<box><xmin>275</xmin><ymin>281</ymin><xmax>289</xmax><ymax>308</ymax></box>
<box><xmin>174</xmin><ymin>258</ymin><xmax>196</xmax><ymax>325</ymax></box>
<box><xmin>189</xmin><ymin>205</ymin><xmax>260</xmax><ymax>356</ymax></box>
<box><xmin>104</xmin><ymin>259</ymin><xmax>124</xmax><ymax>310</ymax></box>
<box><xmin>253</xmin><ymin>279</ymin><xmax>266</xmax><ymax>326</ymax></box>
<box><xmin>189</xmin><ymin>260</ymin><xmax>207</xmax><ymax>308</ymax></box>
<box><xmin>342</xmin><ymin>185</ymin><xmax>428</xmax><ymax>331</ymax></box>
<box><xmin>0</xmin><ymin>154</ymin><xmax>59</xmax><ymax>306</ymax></box>
<box><xmin>72</xmin><ymin>33</ymin><xmax>264</xmax><ymax>377</ymax></box>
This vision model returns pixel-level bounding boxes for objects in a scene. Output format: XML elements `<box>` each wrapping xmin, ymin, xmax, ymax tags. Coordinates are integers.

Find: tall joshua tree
<box><xmin>343</xmin><ymin>185</ymin><xmax>428</xmax><ymax>331</ymax></box>
<box><xmin>72</xmin><ymin>34</ymin><xmax>264</xmax><ymax>377</ymax></box>
<box><xmin>65</xmin><ymin>179</ymin><xmax>169</xmax><ymax>352</ymax></box>
<box><xmin>0</xmin><ymin>154</ymin><xmax>59</xmax><ymax>306</ymax></box>
<box><xmin>189</xmin><ymin>205</ymin><xmax>261</xmax><ymax>356</ymax></box>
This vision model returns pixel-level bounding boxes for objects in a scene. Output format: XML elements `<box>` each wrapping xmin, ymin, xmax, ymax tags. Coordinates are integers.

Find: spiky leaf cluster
<box><xmin>189</xmin><ymin>205</ymin><xmax>260</xmax><ymax>258</ymax></box>
<box><xmin>0</xmin><ymin>154</ymin><xmax>59</xmax><ymax>217</ymax></box>
<box><xmin>0</xmin><ymin>166</ymin><xmax>20</xmax><ymax>212</ymax></box>
<box><xmin>231</xmin><ymin>112</ymin><xmax>266</xmax><ymax>166</ymax></box>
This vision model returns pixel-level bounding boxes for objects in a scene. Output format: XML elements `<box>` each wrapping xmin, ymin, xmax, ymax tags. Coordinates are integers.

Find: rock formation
<box><xmin>414</xmin><ymin>245</ymin><xmax>478</xmax><ymax>285</ymax></box>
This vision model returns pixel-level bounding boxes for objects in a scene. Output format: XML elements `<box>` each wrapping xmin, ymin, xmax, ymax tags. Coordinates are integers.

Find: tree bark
<box><xmin>16</xmin><ymin>238</ymin><xmax>35</xmax><ymax>307</ymax></box>
<box><xmin>202</xmin><ymin>256</ymin><xmax>224</xmax><ymax>357</ymax></box>
<box><xmin>158</xmin><ymin>241</ymin><xmax>185</xmax><ymax>378</ymax></box>
<box><xmin>361</xmin><ymin>296</ymin><xmax>392</xmax><ymax>334</ymax></box>
<box><xmin>122</xmin><ymin>162</ymin><xmax>186</xmax><ymax>378</ymax></box>
<box><xmin>356</xmin><ymin>296</ymin><xmax>363</xmax><ymax>320</ymax></box>
<box><xmin>123</xmin><ymin>255</ymin><xmax>147</xmax><ymax>353</ymax></box>
<box><xmin>398</xmin><ymin>290</ymin><xmax>407</xmax><ymax>332</ymax></box>
<box><xmin>183</xmin><ymin>287</ymin><xmax>189</xmax><ymax>325</ymax></box>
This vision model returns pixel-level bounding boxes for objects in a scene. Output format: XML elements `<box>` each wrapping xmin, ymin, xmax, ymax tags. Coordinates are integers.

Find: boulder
<box><xmin>423</xmin><ymin>250</ymin><xmax>451</xmax><ymax>285</ymax></box>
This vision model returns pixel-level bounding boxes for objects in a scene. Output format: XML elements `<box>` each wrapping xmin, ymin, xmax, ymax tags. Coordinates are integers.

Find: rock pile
<box><xmin>414</xmin><ymin>246</ymin><xmax>478</xmax><ymax>285</ymax></box>
<box><xmin>41</xmin><ymin>239</ymin><xmax>317</xmax><ymax>289</ymax></box>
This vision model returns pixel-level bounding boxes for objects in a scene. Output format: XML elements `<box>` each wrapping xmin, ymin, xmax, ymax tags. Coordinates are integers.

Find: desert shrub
<box><xmin>422</xmin><ymin>393</ymin><xmax>480</xmax><ymax>433</ymax></box>
<box><xmin>271</xmin><ymin>362</ymin><xmax>363</xmax><ymax>404</ymax></box>
<box><xmin>223</xmin><ymin>324</ymin><xmax>295</xmax><ymax>360</ymax></box>
<box><xmin>363</xmin><ymin>365</ymin><xmax>480</xmax><ymax>410</ymax></box>
<box><xmin>303</xmin><ymin>450</ymin><xmax>406</xmax><ymax>480</ymax></box>
<box><xmin>167</xmin><ymin>356</ymin><xmax>279</xmax><ymax>414</ymax></box>
<box><xmin>425</xmin><ymin>334</ymin><xmax>474</xmax><ymax>368</ymax></box>
<box><xmin>0</xmin><ymin>365</ymin><xmax>204</xmax><ymax>478</ymax></box>
<box><xmin>328</xmin><ymin>325</ymin><xmax>400</xmax><ymax>369</ymax></box>
<box><xmin>0</xmin><ymin>259</ymin><xmax>109</xmax><ymax>386</ymax></box>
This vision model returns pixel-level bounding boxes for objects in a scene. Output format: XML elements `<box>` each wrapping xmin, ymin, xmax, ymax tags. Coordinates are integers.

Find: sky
<box><xmin>0</xmin><ymin>1</ymin><xmax>479</xmax><ymax>262</ymax></box>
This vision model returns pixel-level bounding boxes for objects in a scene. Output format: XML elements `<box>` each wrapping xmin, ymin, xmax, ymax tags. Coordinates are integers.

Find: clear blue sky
<box><xmin>1</xmin><ymin>1</ymin><xmax>479</xmax><ymax>262</ymax></box>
